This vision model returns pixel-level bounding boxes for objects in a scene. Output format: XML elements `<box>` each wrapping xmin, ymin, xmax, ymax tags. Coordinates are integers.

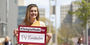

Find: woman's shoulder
<box><xmin>39</xmin><ymin>21</ymin><xmax>46</xmax><ymax>27</ymax></box>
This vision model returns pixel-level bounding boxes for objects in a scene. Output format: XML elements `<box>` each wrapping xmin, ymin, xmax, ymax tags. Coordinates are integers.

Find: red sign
<box><xmin>18</xmin><ymin>25</ymin><xmax>47</xmax><ymax>45</ymax></box>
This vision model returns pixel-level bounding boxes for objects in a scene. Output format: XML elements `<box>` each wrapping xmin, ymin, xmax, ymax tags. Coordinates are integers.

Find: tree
<box><xmin>57</xmin><ymin>24</ymin><xmax>81</xmax><ymax>45</ymax></box>
<box><xmin>69</xmin><ymin>0</ymin><xmax>90</xmax><ymax>28</ymax></box>
<box><xmin>68</xmin><ymin>0</ymin><xmax>90</xmax><ymax>44</ymax></box>
<box><xmin>40</xmin><ymin>17</ymin><xmax>55</xmax><ymax>33</ymax></box>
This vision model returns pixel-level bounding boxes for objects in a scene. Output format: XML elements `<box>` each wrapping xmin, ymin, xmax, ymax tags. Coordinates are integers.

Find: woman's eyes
<box><xmin>30</xmin><ymin>10</ymin><xmax>37</xmax><ymax>12</ymax></box>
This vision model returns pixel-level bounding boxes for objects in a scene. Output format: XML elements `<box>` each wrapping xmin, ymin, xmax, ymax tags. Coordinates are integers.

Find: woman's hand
<box><xmin>14</xmin><ymin>28</ymin><xmax>18</xmax><ymax>39</ymax></box>
<box><xmin>46</xmin><ymin>33</ymin><xmax>52</xmax><ymax>43</ymax></box>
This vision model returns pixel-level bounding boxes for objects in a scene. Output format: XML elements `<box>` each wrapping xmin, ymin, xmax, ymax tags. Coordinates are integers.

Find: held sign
<box><xmin>18</xmin><ymin>25</ymin><xmax>47</xmax><ymax>45</ymax></box>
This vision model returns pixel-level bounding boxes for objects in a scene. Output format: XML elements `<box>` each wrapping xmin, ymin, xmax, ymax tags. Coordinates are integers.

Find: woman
<box><xmin>14</xmin><ymin>4</ymin><xmax>52</xmax><ymax>45</ymax></box>
<box><xmin>77</xmin><ymin>37</ymin><xmax>83</xmax><ymax>45</ymax></box>
<box><xmin>4</xmin><ymin>36</ymin><xmax>12</xmax><ymax>45</ymax></box>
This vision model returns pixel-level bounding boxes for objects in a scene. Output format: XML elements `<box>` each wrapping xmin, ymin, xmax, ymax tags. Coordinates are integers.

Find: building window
<box><xmin>0</xmin><ymin>23</ymin><xmax>6</xmax><ymax>37</ymax></box>
<box><xmin>52</xmin><ymin>6</ymin><xmax>56</xmax><ymax>14</ymax></box>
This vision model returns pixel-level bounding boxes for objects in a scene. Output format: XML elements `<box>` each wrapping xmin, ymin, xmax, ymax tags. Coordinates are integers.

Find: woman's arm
<box><xmin>14</xmin><ymin>28</ymin><xmax>18</xmax><ymax>41</ymax></box>
<box><xmin>46</xmin><ymin>33</ymin><xmax>52</xmax><ymax>43</ymax></box>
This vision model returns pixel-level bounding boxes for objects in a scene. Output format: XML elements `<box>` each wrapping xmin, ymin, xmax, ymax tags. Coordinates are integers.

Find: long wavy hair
<box><xmin>23</xmin><ymin>4</ymin><xmax>39</xmax><ymax>25</ymax></box>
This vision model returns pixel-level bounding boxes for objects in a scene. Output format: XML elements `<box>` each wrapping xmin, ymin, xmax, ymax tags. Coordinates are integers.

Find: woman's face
<box><xmin>29</xmin><ymin>7</ymin><xmax>38</xmax><ymax>20</ymax></box>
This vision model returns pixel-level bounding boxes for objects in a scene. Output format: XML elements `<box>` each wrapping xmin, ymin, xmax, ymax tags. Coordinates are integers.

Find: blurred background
<box><xmin>0</xmin><ymin>0</ymin><xmax>90</xmax><ymax>45</ymax></box>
